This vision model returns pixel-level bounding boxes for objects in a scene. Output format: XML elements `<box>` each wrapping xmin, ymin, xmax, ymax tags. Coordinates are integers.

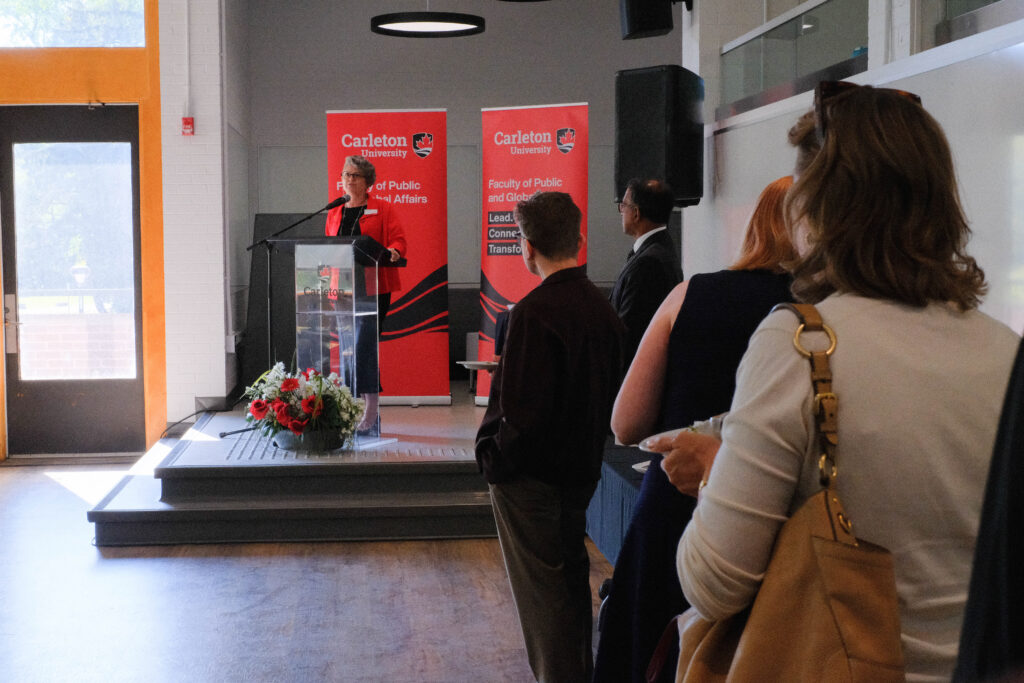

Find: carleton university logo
<box><xmin>556</xmin><ymin>128</ymin><xmax>576</xmax><ymax>154</ymax></box>
<box><xmin>412</xmin><ymin>132</ymin><xmax>434</xmax><ymax>158</ymax></box>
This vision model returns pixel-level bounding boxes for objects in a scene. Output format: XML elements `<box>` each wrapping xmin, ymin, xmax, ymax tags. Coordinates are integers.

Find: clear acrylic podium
<box><xmin>261</xmin><ymin>236</ymin><xmax>397</xmax><ymax>444</ymax></box>
<box><xmin>292</xmin><ymin>239</ymin><xmax>379</xmax><ymax>397</ymax></box>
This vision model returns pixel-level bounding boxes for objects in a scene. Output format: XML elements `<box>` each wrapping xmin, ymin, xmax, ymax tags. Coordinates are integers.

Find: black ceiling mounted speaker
<box><xmin>620</xmin><ymin>0</ymin><xmax>673</xmax><ymax>39</ymax></box>
<box><xmin>614</xmin><ymin>65</ymin><xmax>704</xmax><ymax>207</ymax></box>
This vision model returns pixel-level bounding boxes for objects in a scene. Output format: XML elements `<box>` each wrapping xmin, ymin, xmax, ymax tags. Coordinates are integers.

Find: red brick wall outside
<box><xmin>17</xmin><ymin>312</ymin><xmax>136</xmax><ymax>380</ymax></box>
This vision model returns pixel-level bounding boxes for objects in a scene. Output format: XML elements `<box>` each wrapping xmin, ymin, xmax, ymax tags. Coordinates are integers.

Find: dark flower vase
<box><xmin>272</xmin><ymin>429</ymin><xmax>344</xmax><ymax>452</ymax></box>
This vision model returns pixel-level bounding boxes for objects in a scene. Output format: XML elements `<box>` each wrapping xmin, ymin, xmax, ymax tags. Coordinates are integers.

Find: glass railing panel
<box><xmin>720</xmin><ymin>0</ymin><xmax>868</xmax><ymax>119</ymax></box>
<box><xmin>947</xmin><ymin>0</ymin><xmax>1001</xmax><ymax>17</ymax></box>
<box><xmin>793</xmin><ymin>0</ymin><xmax>868</xmax><ymax>75</ymax></box>
<box><xmin>936</xmin><ymin>0</ymin><xmax>1024</xmax><ymax>46</ymax></box>
<box><xmin>721</xmin><ymin>36</ymin><xmax>765</xmax><ymax>105</ymax></box>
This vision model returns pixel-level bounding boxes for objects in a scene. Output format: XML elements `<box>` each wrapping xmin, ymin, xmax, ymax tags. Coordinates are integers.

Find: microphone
<box><xmin>325</xmin><ymin>194</ymin><xmax>350</xmax><ymax>211</ymax></box>
<box><xmin>245</xmin><ymin>194</ymin><xmax>353</xmax><ymax>251</ymax></box>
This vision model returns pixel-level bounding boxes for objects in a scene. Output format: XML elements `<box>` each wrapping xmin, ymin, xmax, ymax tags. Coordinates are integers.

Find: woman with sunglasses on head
<box><xmin>325</xmin><ymin>155</ymin><xmax>407</xmax><ymax>434</ymax></box>
<box><xmin>646</xmin><ymin>83</ymin><xmax>1020</xmax><ymax>680</ymax></box>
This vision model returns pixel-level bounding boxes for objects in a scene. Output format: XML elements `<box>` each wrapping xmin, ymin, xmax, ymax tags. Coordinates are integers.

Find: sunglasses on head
<box><xmin>813</xmin><ymin>80</ymin><xmax>922</xmax><ymax>142</ymax></box>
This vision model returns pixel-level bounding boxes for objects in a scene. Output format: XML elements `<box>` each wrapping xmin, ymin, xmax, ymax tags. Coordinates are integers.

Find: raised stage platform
<box><xmin>88</xmin><ymin>383</ymin><xmax>649</xmax><ymax>559</ymax></box>
<box><xmin>88</xmin><ymin>388</ymin><xmax>496</xmax><ymax>546</ymax></box>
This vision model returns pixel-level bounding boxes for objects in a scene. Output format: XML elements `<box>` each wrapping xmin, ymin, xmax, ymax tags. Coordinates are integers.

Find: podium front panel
<box><xmin>294</xmin><ymin>243</ymin><xmax>378</xmax><ymax>397</ymax></box>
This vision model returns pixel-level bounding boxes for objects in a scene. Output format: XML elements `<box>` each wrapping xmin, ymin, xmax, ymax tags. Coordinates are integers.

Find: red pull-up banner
<box><xmin>326</xmin><ymin>109</ymin><xmax>450</xmax><ymax>402</ymax></box>
<box><xmin>477</xmin><ymin>103</ymin><xmax>589</xmax><ymax>402</ymax></box>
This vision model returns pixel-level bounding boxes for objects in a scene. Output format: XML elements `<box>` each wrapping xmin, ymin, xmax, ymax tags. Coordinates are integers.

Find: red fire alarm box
<box><xmin>182</xmin><ymin>117</ymin><xmax>195</xmax><ymax>136</ymax></box>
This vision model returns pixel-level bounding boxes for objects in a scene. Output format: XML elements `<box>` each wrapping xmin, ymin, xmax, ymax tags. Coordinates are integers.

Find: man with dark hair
<box><xmin>609</xmin><ymin>178</ymin><xmax>683</xmax><ymax>365</ymax></box>
<box><xmin>476</xmin><ymin>191</ymin><xmax>625</xmax><ymax>683</ymax></box>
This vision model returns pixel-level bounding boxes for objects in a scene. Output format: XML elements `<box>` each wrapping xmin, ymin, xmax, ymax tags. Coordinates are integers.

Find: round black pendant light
<box><xmin>371</xmin><ymin>12</ymin><xmax>485</xmax><ymax>38</ymax></box>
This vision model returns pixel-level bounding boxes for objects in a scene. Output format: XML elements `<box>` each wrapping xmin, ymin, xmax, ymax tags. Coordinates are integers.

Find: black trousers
<box><xmin>351</xmin><ymin>292</ymin><xmax>390</xmax><ymax>395</ymax></box>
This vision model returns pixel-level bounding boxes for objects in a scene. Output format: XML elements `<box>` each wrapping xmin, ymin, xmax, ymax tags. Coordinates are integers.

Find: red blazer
<box><xmin>324</xmin><ymin>195</ymin><xmax>408</xmax><ymax>294</ymax></box>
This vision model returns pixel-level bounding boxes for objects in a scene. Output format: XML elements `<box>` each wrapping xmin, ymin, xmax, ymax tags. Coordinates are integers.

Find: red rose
<box><xmin>286</xmin><ymin>416</ymin><xmax>308</xmax><ymax>434</ymax></box>
<box><xmin>271</xmin><ymin>399</ymin><xmax>291</xmax><ymax>424</ymax></box>
<box><xmin>249</xmin><ymin>399</ymin><xmax>270</xmax><ymax>420</ymax></box>
<box><xmin>301</xmin><ymin>396</ymin><xmax>323</xmax><ymax>418</ymax></box>
<box><xmin>280</xmin><ymin>378</ymin><xmax>300</xmax><ymax>392</ymax></box>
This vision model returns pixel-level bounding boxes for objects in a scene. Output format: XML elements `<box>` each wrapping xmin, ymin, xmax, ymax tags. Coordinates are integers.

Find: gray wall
<box><xmin>224</xmin><ymin>0</ymin><xmax>251</xmax><ymax>387</ymax></box>
<box><xmin>243</xmin><ymin>0</ymin><xmax>686</xmax><ymax>291</ymax></box>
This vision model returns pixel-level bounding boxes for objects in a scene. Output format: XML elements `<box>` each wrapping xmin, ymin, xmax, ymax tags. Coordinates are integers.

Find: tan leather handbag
<box><xmin>670</xmin><ymin>303</ymin><xmax>905</xmax><ymax>682</ymax></box>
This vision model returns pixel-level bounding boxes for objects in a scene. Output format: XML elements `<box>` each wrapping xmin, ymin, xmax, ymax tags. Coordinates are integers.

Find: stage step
<box><xmin>88</xmin><ymin>412</ymin><xmax>496</xmax><ymax>546</ymax></box>
<box><xmin>155</xmin><ymin>442</ymin><xmax>486</xmax><ymax>500</ymax></box>
<box><xmin>89</xmin><ymin>475</ymin><xmax>495</xmax><ymax>546</ymax></box>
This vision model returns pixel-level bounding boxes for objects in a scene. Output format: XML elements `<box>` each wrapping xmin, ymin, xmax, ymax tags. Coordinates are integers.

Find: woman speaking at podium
<box><xmin>325</xmin><ymin>155</ymin><xmax>407</xmax><ymax>434</ymax></box>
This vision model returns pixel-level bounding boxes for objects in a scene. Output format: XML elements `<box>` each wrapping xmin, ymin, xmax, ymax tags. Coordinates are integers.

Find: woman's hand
<box><xmin>641</xmin><ymin>429</ymin><xmax>722</xmax><ymax>497</ymax></box>
<box><xmin>388</xmin><ymin>248</ymin><xmax>401</xmax><ymax>262</ymax></box>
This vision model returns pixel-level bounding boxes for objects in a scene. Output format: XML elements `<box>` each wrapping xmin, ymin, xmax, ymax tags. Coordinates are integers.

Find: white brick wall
<box><xmin>160</xmin><ymin>0</ymin><xmax>229</xmax><ymax>422</ymax></box>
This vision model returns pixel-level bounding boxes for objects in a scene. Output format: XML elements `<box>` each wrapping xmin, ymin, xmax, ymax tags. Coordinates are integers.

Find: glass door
<box><xmin>0</xmin><ymin>105</ymin><xmax>145</xmax><ymax>455</ymax></box>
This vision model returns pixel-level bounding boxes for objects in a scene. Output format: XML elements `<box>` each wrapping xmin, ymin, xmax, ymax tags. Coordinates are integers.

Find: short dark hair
<box><xmin>343</xmin><ymin>155</ymin><xmax>376</xmax><ymax>186</ymax></box>
<box><xmin>626</xmin><ymin>178</ymin><xmax>674</xmax><ymax>225</ymax></box>
<box><xmin>514</xmin><ymin>191</ymin><xmax>582</xmax><ymax>261</ymax></box>
<box><xmin>786</xmin><ymin>85</ymin><xmax>986</xmax><ymax>310</ymax></box>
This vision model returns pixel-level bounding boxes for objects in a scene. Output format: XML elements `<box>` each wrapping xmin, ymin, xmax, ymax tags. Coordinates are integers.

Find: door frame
<box><xmin>0</xmin><ymin>0</ymin><xmax>167</xmax><ymax>461</ymax></box>
<box><xmin>1</xmin><ymin>104</ymin><xmax>146</xmax><ymax>456</ymax></box>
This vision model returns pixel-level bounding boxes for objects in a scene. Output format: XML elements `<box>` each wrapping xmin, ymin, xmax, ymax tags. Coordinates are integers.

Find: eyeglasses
<box><xmin>814</xmin><ymin>80</ymin><xmax>922</xmax><ymax>142</ymax></box>
<box><xmin>617</xmin><ymin>201</ymin><xmax>636</xmax><ymax>214</ymax></box>
<box><xmin>342</xmin><ymin>172</ymin><xmax>365</xmax><ymax>180</ymax></box>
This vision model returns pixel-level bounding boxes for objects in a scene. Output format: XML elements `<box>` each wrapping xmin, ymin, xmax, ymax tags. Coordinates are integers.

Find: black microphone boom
<box><xmin>326</xmin><ymin>194</ymin><xmax>350</xmax><ymax>210</ymax></box>
<box><xmin>246</xmin><ymin>195</ymin><xmax>350</xmax><ymax>251</ymax></box>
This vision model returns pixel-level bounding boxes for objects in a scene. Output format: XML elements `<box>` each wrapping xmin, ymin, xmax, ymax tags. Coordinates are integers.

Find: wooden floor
<box><xmin>0</xmin><ymin>382</ymin><xmax>614</xmax><ymax>683</ymax></box>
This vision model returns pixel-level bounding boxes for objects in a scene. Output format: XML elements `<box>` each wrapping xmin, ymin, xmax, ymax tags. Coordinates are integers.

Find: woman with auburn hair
<box><xmin>649</xmin><ymin>83</ymin><xmax>1020</xmax><ymax>680</ymax></box>
<box><xmin>727</xmin><ymin>176</ymin><xmax>795</xmax><ymax>272</ymax></box>
<box><xmin>593</xmin><ymin>175</ymin><xmax>797</xmax><ymax>683</ymax></box>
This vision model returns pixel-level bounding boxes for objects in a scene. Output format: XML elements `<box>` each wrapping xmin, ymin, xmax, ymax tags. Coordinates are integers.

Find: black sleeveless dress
<box><xmin>593</xmin><ymin>269</ymin><xmax>794</xmax><ymax>683</ymax></box>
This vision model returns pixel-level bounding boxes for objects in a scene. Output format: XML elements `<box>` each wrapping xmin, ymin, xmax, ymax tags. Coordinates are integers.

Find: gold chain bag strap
<box><xmin>672</xmin><ymin>303</ymin><xmax>904</xmax><ymax>682</ymax></box>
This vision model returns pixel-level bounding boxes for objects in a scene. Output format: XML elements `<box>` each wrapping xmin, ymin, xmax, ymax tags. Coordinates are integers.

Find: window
<box><xmin>13</xmin><ymin>142</ymin><xmax>138</xmax><ymax>380</ymax></box>
<box><xmin>0</xmin><ymin>0</ymin><xmax>144</xmax><ymax>48</ymax></box>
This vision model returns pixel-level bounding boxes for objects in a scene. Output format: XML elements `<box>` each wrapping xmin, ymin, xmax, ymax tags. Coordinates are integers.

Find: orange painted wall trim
<box><xmin>0</xmin><ymin>0</ymin><xmax>167</xmax><ymax>456</ymax></box>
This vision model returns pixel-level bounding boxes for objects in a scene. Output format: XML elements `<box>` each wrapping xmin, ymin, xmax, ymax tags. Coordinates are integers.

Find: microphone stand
<box><xmin>245</xmin><ymin>196</ymin><xmax>345</xmax><ymax>253</ymax></box>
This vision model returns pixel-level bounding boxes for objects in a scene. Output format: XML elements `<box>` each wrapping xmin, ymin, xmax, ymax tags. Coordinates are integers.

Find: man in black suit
<box><xmin>609</xmin><ymin>178</ymin><xmax>683</xmax><ymax>365</ymax></box>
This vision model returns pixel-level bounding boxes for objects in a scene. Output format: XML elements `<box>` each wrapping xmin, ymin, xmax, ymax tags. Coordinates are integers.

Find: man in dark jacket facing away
<box><xmin>476</xmin><ymin>191</ymin><xmax>625</xmax><ymax>683</ymax></box>
<box><xmin>609</xmin><ymin>178</ymin><xmax>683</xmax><ymax>366</ymax></box>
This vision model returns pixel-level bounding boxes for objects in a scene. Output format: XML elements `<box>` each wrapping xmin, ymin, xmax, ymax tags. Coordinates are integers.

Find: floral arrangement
<box><xmin>243</xmin><ymin>363</ymin><xmax>364</xmax><ymax>447</ymax></box>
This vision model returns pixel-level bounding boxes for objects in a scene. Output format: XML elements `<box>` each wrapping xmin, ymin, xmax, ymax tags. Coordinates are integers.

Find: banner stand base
<box><xmin>380</xmin><ymin>395</ymin><xmax>452</xmax><ymax>407</ymax></box>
